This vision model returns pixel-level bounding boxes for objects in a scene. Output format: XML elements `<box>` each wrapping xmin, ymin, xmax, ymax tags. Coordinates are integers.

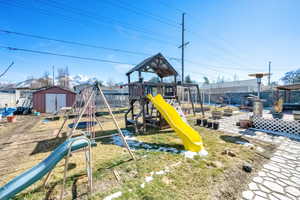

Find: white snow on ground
<box><xmin>183</xmin><ymin>149</ymin><xmax>208</xmax><ymax>158</ymax></box>
<box><xmin>235</xmin><ymin>140</ymin><xmax>254</xmax><ymax>147</ymax></box>
<box><xmin>103</xmin><ymin>191</ymin><xmax>122</xmax><ymax>200</ymax></box>
<box><xmin>111</xmin><ymin>130</ymin><xmax>208</xmax><ymax>158</ymax></box>
<box><xmin>145</xmin><ymin>176</ymin><xmax>153</xmax><ymax>182</ymax></box>
<box><xmin>140</xmin><ymin>161</ymin><xmax>182</xmax><ymax>188</ymax></box>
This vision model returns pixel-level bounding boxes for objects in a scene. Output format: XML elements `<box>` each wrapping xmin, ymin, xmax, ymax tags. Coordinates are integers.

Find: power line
<box><xmin>0</xmin><ymin>45</ymin><xmax>136</xmax><ymax>65</ymax></box>
<box><xmin>0</xmin><ymin>62</ymin><xmax>14</xmax><ymax>78</ymax></box>
<box><xmin>42</xmin><ymin>0</ymin><xmax>176</xmax><ymax>40</ymax></box>
<box><xmin>101</xmin><ymin>0</ymin><xmax>180</xmax><ymax>28</ymax></box>
<box><xmin>0</xmin><ymin>28</ymin><xmax>277</xmax><ymax>73</ymax></box>
<box><xmin>155</xmin><ymin>0</ymin><xmax>185</xmax><ymax>13</ymax></box>
<box><xmin>153</xmin><ymin>1</ymin><xmax>258</xmax><ymax>68</ymax></box>
<box><xmin>0</xmin><ymin>29</ymin><xmax>152</xmax><ymax>57</ymax></box>
<box><xmin>0</xmin><ymin>0</ymin><xmax>178</xmax><ymax>46</ymax></box>
<box><xmin>0</xmin><ymin>28</ymin><xmax>183</xmax><ymax>63</ymax></box>
<box><xmin>2</xmin><ymin>1</ymin><xmax>253</xmax><ymax>73</ymax></box>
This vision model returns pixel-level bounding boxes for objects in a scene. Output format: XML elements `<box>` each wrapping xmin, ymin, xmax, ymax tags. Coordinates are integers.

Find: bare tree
<box><xmin>57</xmin><ymin>66</ymin><xmax>71</xmax><ymax>88</ymax></box>
<box><xmin>107</xmin><ymin>78</ymin><xmax>116</xmax><ymax>87</ymax></box>
<box><xmin>42</xmin><ymin>71</ymin><xmax>52</xmax><ymax>87</ymax></box>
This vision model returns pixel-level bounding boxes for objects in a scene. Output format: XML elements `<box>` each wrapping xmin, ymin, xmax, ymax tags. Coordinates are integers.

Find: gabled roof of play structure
<box><xmin>126</xmin><ymin>53</ymin><xmax>178</xmax><ymax>78</ymax></box>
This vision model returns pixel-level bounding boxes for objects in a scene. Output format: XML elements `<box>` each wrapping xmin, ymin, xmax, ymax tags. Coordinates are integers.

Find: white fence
<box><xmin>0</xmin><ymin>92</ymin><xmax>17</xmax><ymax>108</ymax></box>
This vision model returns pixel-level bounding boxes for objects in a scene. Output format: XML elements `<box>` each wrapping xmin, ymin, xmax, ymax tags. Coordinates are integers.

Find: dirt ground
<box><xmin>0</xmin><ymin>115</ymin><xmax>42</xmax><ymax>178</ymax></box>
<box><xmin>0</xmin><ymin>111</ymin><xmax>125</xmax><ymax>183</ymax></box>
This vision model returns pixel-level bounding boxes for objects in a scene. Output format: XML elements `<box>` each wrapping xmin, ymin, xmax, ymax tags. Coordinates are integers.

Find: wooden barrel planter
<box><xmin>223</xmin><ymin>108</ymin><xmax>233</xmax><ymax>117</ymax></box>
<box><xmin>239</xmin><ymin>119</ymin><xmax>251</xmax><ymax>128</ymax></box>
<box><xmin>293</xmin><ymin>111</ymin><xmax>300</xmax><ymax>121</ymax></box>
<box><xmin>211</xmin><ymin>110</ymin><xmax>222</xmax><ymax>119</ymax></box>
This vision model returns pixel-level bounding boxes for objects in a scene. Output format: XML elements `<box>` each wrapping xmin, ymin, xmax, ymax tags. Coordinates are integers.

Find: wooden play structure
<box><xmin>124</xmin><ymin>53</ymin><xmax>204</xmax><ymax>133</ymax></box>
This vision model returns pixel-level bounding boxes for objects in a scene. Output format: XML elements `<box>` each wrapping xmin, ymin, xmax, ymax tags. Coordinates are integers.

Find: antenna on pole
<box><xmin>178</xmin><ymin>13</ymin><xmax>189</xmax><ymax>83</ymax></box>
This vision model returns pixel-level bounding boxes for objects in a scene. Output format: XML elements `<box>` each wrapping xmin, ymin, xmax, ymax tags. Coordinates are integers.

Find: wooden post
<box><xmin>188</xmin><ymin>87</ymin><xmax>195</xmax><ymax>116</ymax></box>
<box><xmin>96</xmin><ymin>84</ymin><xmax>135</xmax><ymax>160</ymax></box>
<box><xmin>131</xmin><ymin>101</ymin><xmax>134</xmax><ymax>120</ymax></box>
<box><xmin>142</xmin><ymin>100</ymin><xmax>146</xmax><ymax>132</ymax></box>
<box><xmin>196</xmin><ymin>85</ymin><xmax>205</xmax><ymax>117</ymax></box>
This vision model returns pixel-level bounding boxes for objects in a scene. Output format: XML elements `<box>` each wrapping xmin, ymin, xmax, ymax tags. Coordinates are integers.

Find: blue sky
<box><xmin>0</xmin><ymin>0</ymin><xmax>299</xmax><ymax>84</ymax></box>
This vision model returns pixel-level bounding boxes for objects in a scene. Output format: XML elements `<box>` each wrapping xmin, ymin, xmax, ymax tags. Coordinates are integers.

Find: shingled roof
<box><xmin>126</xmin><ymin>53</ymin><xmax>178</xmax><ymax>78</ymax></box>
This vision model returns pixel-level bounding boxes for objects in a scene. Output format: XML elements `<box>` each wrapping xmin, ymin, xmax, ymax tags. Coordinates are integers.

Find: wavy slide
<box><xmin>0</xmin><ymin>136</ymin><xmax>90</xmax><ymax>200</ymax></box>
<box><xmin>147</xmin><ymin>94</ymin><xmax>206</xmax><ymax>153</ymax></box>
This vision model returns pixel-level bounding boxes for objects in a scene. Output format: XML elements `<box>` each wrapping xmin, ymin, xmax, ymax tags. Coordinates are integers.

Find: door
<box><xmin>56</xmin><ymin>94</ymin><xmax>66</xmax><ymax>111</ymax></box>
<box><xmin>46</xmin><ymin>94</ymin><xmax>56</xmax><ymax>113</ymax></box>
<box><xmin>45</xmin><ymin>94</ymin><xmax>66</xmax><ymax>113</ymax></box>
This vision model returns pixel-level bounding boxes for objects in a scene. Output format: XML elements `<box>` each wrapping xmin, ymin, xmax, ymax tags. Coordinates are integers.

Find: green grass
<box><xmin>12</xmin><ymin>118</ymin><xmax>259</xmax><ymax>200</ymax></box>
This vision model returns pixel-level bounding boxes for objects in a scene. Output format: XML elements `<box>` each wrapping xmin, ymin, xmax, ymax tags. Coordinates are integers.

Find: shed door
<box><xmin>56</xmin><ymin>94</ymin><xmax>66</xmax><ymax>111</ymax></box>
<box><xmin>45</xmin><ymin>94</ymin><xmax>66</xmax><ymax>113</ymax></box>
<box><xmin>46</xmin><ymin>94</ymin><xmax>56</xmax><ymax>113</ymax></box>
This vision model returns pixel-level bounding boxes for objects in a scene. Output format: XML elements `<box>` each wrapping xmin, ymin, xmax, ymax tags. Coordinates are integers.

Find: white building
<box><xmin>200</xmin><ymin>79</ymin><xmax>258</xmax><ymax>94</ymax></box>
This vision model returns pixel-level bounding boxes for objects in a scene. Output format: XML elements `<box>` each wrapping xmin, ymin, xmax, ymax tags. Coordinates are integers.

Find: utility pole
<box><xmin>178</xmin><ymin>13</ymin><xmax>189</xmax><ymax>83</ymax></box>
<box><xmin>268</xmin><ymin>61</ymin><xmax>271</xmax><ymax>86</ymax></box>
<box><xmin>52</xmin><ymin>65</ymin><xmax>55</xmax><ymax>86</ymax></box>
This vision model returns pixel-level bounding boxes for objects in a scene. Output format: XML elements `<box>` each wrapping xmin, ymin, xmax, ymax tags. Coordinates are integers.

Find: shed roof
<box><xmin>33</xmin><ymin>86</ymin><xmax>76</xmax><ymax>94</ymax></box>
<box><xmin>126</xmin><ymin>53</ymin><xmax>178</xmax><ymax>78</ymax></box>
<box><xmin>277</xmin><ymin>84</ymin><xmax>300</xmax><ymax>91</ymax></box>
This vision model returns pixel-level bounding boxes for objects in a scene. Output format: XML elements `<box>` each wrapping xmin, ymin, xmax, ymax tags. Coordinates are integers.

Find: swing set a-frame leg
<box><xmin>96</xmin><ymin>84</ymin><xmax>136</xmax><ymax>160</ymax></box>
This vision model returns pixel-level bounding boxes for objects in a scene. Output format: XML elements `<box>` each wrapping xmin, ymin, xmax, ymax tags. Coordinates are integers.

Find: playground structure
<box><xmin>0</xmin><ymin>83</ymin><xmax>135</xmax><ymax>200</ymax></box>
<box><xmin>0</xmin><ymin>54</ymin><xmax>207</xmax><ymax>199</ymax></box>
<box><xmin>124</xmin><ymin>53</ymin><xmax>205</xmax><ymax>133</ymax></box>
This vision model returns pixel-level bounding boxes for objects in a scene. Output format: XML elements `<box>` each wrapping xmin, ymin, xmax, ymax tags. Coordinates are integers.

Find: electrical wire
<box><xmin>0</xmin><ymin>0</ymin><xmax>178</xmax><ymax>46</ymax></box>
<box><xmin>0</xmin><ymin>45</ymin><xmax>136</xmax><ymax>65</ymax></box>
<box><xmin>0</xmin><ymin>62</ymin><xmax>14</xmax><ymax>78</ymax></box>
<box><xmin>0</xmin><ymin>29</ymin><xmax>151</xmax><ymax>57</ymax></box>
<box><xmin>101</xmin><ymin>0</ymin><xmax>180</xmax><ymax>28</ymax></box>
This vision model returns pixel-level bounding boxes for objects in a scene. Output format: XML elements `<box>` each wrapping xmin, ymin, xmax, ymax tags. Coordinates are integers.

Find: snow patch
<box><xmin>183</xmin><ymin>149</ymin><xmax>208</xmax><ymax>158</ymax></box>
<box><xmin>111</xmin><ymin>130</ymin><xmax>181</xmax><ymax>154</ymax></box>
<box><xmin>235</xmin><ymin>141</ymin><xmax>254</xmax><ymax>147</ymax></box>
<box><xmin>145</xmin><ymin>176</ymin><xmax>153</xmax><ymax>182</ymax></box>
<box><xmin>103</xmin><ymin>191</ymin><xmax>122</xmax><ymax>200</ymax></box>
<box><xmin>112</xmin><ymin>130</ymin><xmax>208</xmax><ymax>158</ymax></box>
<box><xmin>155</xmin><ymin>170</ymin><xmax>165</xmax><ymax>175</ymax></box>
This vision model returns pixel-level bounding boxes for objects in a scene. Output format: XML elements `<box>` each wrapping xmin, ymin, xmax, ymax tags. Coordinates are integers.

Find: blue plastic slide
<box><xmin>0</xmin><ymin>136</ymin><xmax>90</xmax><ymax>200</ymax></box>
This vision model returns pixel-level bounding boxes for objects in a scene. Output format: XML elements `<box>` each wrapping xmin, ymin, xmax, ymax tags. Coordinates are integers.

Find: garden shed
<box><xmin>32</xmin><ymin>86</ymin><xmax>76</xmax><ymax>113</ymax></box>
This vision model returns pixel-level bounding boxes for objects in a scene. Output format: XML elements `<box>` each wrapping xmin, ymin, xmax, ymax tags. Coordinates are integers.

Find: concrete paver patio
<box><xmin>217</xmin><ymin>112</ymin><xmax>300</xmax><ymax>200</ymax></box>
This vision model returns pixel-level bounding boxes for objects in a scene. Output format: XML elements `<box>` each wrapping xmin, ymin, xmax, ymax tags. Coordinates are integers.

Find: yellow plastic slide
<box><xmin>147</xmin><ymin>94</ymin><xmax>205</xmax><ymax>153</ymax></box>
